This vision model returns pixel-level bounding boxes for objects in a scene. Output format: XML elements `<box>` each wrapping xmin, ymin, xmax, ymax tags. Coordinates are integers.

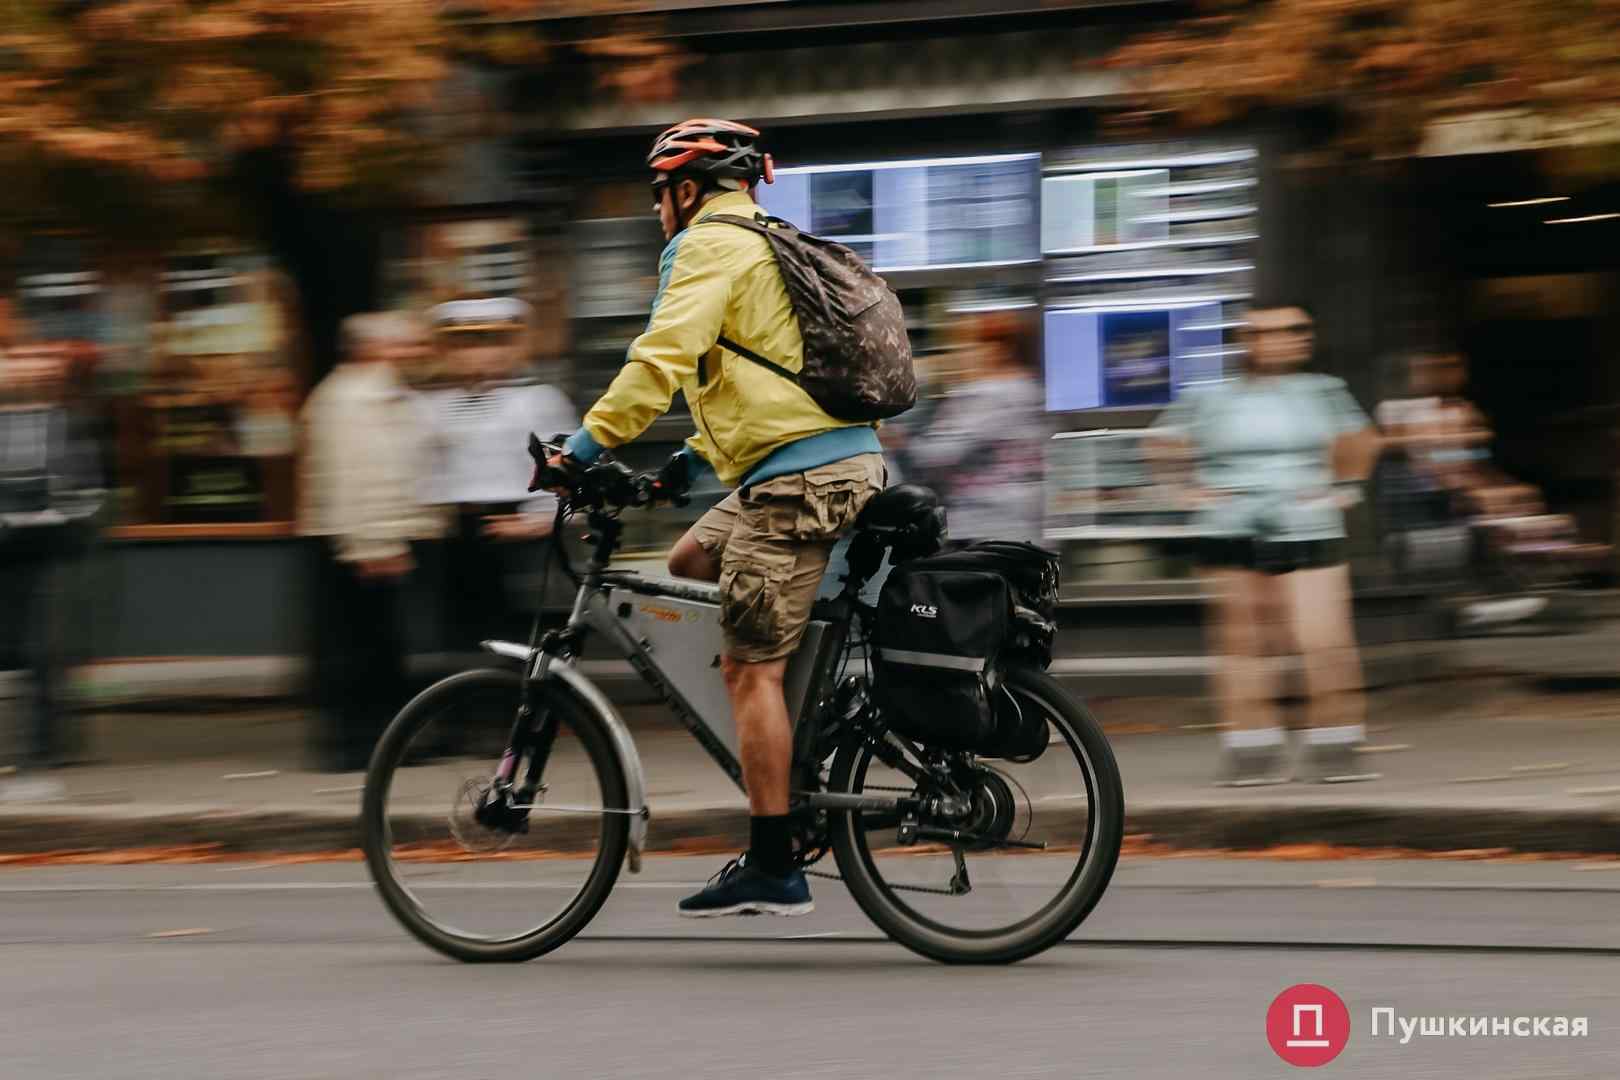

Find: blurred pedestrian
<box><xmin>900</xmin><ymin>311</ymin><xmax>1048</xmax><ymax>542</ymax></box>
<box><xmin>0</xmin><ymin>343</ymin><xmax>103</xmax><ymax>799</ymax></box>
<box><xmin>1377</xmin><ymin>353</ymin><xmax>1550</xmax><ymax>628</ymax></box>
<box><xmin>299</xmin><ymin>313</ymin><xmax>442</xmax><ymax>773</ymax></box>
<box><xmin>419</xmin><ymin>298</ymin><xmax>577</xmax><ymax>652</ymax></box>
<box><xmin>1150</xmin><ymin>306</ymin><xmax>1381</xmax><ymax>786</ymax></box>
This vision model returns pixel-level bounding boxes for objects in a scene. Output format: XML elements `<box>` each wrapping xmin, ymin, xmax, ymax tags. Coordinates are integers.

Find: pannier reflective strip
<box><xmin>877</xmin><ymin>648</ymin><xmax>990</xmax><ymax>672</ymax></box>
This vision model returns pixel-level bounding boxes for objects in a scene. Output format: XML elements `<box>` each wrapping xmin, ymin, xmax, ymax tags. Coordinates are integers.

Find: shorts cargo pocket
<box><xmin>745</xmin><ymin>474</ymin><xmax>808</xmax><ymax>540</ymax></box>
<box><xmin>743</xmin><ymin>454</ymin><xmax>885</xmax><ymax>542</ymax></box>
<box><xmin>800</xmin><ymin>473</ymin><xmax>873</xmax><ymax>539</ymax></box>
<box><xmin>719</xmin><ymin>540</ymin><xmax>797</xmax><ymax>648</ymax></box>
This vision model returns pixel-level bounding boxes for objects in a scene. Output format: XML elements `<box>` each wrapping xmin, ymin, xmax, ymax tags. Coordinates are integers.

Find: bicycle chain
<box><xmin>804</xmin><ymin>867</ymin><xmax>961</xmax><ymax>896</ymax></box>
<box><xmin>804</xmin><ymin>784</ymin><xmax>963</xmax><ymax>896</ymax></box>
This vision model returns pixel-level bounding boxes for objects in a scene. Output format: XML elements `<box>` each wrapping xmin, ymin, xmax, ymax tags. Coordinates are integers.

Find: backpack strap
<box><xmin>698</xmin><ymin>212</ymin><xmax>803</xmax><ymax>388</ymax></box>
<box><xmin>704</xmin><ymin>211</ymin><xmax>793</xmax><ymax>234</ymax></box>
<box><xmin>715</xmin><ymin>334</ymin><xmax>803</xmax><ymax>387</ymax></box>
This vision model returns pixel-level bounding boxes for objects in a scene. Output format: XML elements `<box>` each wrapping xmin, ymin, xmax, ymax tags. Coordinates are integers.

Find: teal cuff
<box><xmin>564</xmin><ymin>427</ymin><xmax>607</xmax><ymax>463</ymax></box>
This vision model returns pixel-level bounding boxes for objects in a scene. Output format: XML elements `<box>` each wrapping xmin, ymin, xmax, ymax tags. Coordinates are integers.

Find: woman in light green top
<box><xmin>1151</xmin><ymin>307</ymin><xmax>1381</xmax><ymax>787</ymax></box>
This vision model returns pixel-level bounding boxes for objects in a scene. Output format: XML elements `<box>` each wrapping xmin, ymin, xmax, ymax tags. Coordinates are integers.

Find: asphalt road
<box><xmin>4</xmin><ymin>857</ymin><xmax>1618</xmax><ymax>1079</ymax></box>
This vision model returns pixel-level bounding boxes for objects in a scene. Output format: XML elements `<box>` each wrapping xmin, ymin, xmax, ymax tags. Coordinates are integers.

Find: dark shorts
<box><xmin>1199</xmin><ymin>537</ymin><xmax>1347</xmax><ymax>575</ymax></box>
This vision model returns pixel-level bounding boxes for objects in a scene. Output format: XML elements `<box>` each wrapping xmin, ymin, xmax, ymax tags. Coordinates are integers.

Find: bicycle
<box><xmin>361</xmin><ymin>439</ymin><xmax>1124</xmax><ymax>964</ymax></box>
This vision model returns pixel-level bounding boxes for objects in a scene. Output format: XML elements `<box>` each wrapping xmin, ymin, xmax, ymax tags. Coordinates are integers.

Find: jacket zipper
<box><xmin>692</xmin><ymin>350</ymin><xmax>735</xmax><ymax>466</ymax></box>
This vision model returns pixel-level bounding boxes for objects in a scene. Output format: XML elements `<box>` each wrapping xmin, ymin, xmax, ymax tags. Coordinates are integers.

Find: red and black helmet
<box><xmin>647</xmin><ymin>118</ymin><xmax>774</xmax><ymax>185</ymax></box>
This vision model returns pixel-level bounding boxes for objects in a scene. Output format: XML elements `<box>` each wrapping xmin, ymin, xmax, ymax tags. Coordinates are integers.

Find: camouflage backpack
<box><xmin>703</xmin><ymin>212</ymin><xmax>916</xmax><ymax>423</ymax></box>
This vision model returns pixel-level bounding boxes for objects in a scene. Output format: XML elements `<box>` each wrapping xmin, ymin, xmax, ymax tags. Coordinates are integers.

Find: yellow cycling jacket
<box><xmin>567</xmin><ymin>191</ymin><xmax>877</xmax><ymax>489</ymax></box>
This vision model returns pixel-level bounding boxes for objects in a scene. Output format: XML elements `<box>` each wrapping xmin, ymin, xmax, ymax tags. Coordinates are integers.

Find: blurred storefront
<box><xmin>515</xmin><ymin>1</ymin><xmax>1620</xmax><ymax>600</ymax></box>
<box><xmin>16</xmin><ymin>0</ymin><xmax>1612</xmax><ymax>675</ymax></box>
<box><xmin>7</xmin><ymin>205</ymin><xmax>566</xmax><ymax>661</ymax></box>
<box><xmin>514</xmin><ymin>2</ymin><xmax>1301</xmax><ymax>587</ymax></box>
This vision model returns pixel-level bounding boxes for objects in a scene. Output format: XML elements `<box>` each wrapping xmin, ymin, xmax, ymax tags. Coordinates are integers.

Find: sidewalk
<box><xmin>4</xmin><ymin>673</ymin><xmax>1619</xmax><ymax>857</ymax></box>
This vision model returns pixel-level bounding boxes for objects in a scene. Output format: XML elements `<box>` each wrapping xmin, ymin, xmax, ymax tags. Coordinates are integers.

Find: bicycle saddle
<box><xmin>857</xmin><ymin>483</ymin><xmax>947</xmax><ymax>559</ymax></box>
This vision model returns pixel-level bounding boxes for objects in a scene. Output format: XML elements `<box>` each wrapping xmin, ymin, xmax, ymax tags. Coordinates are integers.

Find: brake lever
<box><xmin>642</xmin><ymin>477</ymin><xmax>690</xmax><ymax>508</ymax></box>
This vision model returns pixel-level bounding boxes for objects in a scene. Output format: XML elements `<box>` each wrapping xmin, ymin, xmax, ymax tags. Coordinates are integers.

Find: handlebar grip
<box><xmin>527</xmin><ymin>433</ymin><xmax>576</xmax><ymax>493</ymax></box>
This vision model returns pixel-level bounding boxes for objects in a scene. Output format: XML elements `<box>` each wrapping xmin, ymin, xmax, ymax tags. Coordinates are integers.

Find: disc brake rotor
<box><xmin>447</xmin><ymin>779</ymin><xmax>519</xmax><ymax>855</ymax></box>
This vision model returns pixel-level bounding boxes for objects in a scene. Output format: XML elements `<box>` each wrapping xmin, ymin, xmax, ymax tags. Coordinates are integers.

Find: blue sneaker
<box><xmin>677</xmin><ymin>856</ymin><xmax>814</xmax><ymax>918</ymax></box>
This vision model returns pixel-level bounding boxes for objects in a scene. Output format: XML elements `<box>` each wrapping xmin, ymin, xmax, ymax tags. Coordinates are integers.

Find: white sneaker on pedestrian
<box><xmin>1301</xmin><ymin>726</ymin><xmax>1381</xmax><ymax>784</ymax></box>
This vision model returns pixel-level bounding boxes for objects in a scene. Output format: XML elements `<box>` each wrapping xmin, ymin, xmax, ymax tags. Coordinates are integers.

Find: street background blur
<box><xmin>6</xmin><ymin>5</ymin><xmax>1620</xmax><ymax>1077</ymax></box>
<box><xmin>0</xmin><ymin>0</ymin><xmax>1618</xmax><ymax>816</ymax></box>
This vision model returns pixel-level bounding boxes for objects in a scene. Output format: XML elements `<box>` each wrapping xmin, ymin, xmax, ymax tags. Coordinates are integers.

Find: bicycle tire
<box><xmin>362</xmin><ymin>668</ymin><xmax>630</xmax><ymax>963</ymax></box>
<box><xmin>828</xmin><ymin>665</ymin><xmax>1124</xmax><ymax>965</ymax></box>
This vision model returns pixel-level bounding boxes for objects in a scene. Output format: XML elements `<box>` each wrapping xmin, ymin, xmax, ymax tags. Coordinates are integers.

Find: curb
<box><xmin>4</xmin><ymin>803</ymin><xmax>1619</xmax><ymax>858</ymax></box>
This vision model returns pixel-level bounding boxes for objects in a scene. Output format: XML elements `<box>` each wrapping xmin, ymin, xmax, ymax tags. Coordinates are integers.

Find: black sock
<box><xmin>748</xmin><ymin>814</ymin><xmax>794</xmax><ymax>878</ymax></box>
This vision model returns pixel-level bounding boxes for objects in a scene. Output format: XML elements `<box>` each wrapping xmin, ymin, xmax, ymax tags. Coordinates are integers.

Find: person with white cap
<box><xmin>420</xmin><ymin>296</ymin><xmax>578</xmax><ymax>652</ymax></box>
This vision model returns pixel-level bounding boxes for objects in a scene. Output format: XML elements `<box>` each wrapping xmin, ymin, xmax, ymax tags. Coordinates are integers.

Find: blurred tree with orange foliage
<box><xmin>1105</xmin><ymin>0</ymin><xmax>1620</xmax><ymax>170</ymax></box>
<box><xmin>0</xmin><ymin>0</ymin><xmax>686</xmax><ymax>375</ymax></box>
<box><xmin>0</xmin><ymin>0</ymin><xmax>683</xmax><ymax>247</ymax></box>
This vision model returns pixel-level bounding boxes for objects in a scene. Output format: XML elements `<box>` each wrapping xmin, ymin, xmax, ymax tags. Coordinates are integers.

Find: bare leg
<box><xmin>1282</xmin><ymin>563</ymin><xmax>1365</xmax><ymax>732</ymax></box>
<box><xmin>721</xmin><ymin>656</ymin><xmax>792</xmax><ymax>815</ymax></box>
<box><xmin>1203</xmin><ymin>568</ymin><xmax>1282</xmax><ymax>734</ymax></box>
<box><xmin>1203</xmin><ymin>567</ymin><xmax>1286</xmax><ymax>784</ymax></box>
<box><xmin>1281</xmin><ymin>563</ymin><xmax>1375</xmax><ymax>782</ymax></box>
<box><xmin>668</xmin><ymin>529</ymin><xmax>721</xmax><ymax>582</ymax></box>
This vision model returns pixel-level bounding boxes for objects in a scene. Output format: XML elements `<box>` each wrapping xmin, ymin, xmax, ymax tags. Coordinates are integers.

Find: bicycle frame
<box><xmin>478</xmin><ymin>508</ymin><xmax>890</xmax><ymax>873</ymax></box>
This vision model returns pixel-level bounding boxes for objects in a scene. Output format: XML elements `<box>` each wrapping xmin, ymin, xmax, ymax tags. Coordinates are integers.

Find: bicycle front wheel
<box><xmin>829</xmin><ymin>665</ymin><xmax>1123</xmax><ymax>964</ymax></box>
<box><xmin>361</xmin><ymin>668</ymin><xmax>629</xmax><ymax>962</ymax></box>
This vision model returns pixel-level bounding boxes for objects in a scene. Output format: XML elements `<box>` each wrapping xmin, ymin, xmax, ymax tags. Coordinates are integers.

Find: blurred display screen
<box><xmin>1044</xmin><ymin>303</ymin><xmax>1225</xmax><ymax>411</ymax></box>
<box><xmin>1044</xmin><ymin>429</ymin><xmax>1203</xmax><ymax>540</ymax></box>
<box><xmin>757</xmin><ymin>153</ymin><xmax>1040</xmax><ymax>271</ymax></box>
<box><xmin>1041</xmin><ymin>170</ymin><xmax>1170</xmax><ymax>252</ymax></box>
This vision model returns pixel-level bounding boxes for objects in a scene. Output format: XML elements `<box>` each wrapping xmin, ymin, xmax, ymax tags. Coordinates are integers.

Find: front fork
<box><xmin>475</xmin><ymin>662</ymin><xmax>563</xmax><ymax>834</ymax></box>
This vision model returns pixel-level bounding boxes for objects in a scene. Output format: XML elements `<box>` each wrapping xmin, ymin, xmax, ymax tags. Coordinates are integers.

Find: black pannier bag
<box><xmin>872</xmin><ymin>541</ymin><xmax>1060</xmax><ymax>762</ymax></box>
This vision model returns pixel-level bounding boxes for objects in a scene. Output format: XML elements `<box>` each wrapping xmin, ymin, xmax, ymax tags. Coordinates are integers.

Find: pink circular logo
<box><xmin>1267</xmin><ymin>984</ymin><xmax>1350</xmax><ymax>1067</ymax></box>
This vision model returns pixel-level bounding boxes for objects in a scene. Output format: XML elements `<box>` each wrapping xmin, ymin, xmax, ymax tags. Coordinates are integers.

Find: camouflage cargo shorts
<box><xmin>691</xmin><ymin>453</ymin><xmax>886</xmax><ymax>663</ymax></box>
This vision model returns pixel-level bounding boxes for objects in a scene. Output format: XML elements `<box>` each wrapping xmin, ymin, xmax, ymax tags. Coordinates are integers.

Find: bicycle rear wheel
<box><xmin>361</xmin><ymin>668</ymin><xmax>629</xmax><ymax>962</ymax></box>
<box><xmin>828</xmin><ymin>665</ymin><xmax>1123</xmax><ymax>964</ymax></box>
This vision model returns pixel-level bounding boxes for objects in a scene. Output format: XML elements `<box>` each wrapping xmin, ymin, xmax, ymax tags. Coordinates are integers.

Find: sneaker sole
<box><xmin>678</xmin><ymin>900</ymin><xmax>815</xmax><ymax>919</ymax></box>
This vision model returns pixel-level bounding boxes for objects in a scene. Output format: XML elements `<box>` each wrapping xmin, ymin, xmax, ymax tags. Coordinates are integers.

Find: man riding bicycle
<box><xmin>551</xmin><ymin>119</ymin><xmax>886</xmax><ymax>917</ymax></box>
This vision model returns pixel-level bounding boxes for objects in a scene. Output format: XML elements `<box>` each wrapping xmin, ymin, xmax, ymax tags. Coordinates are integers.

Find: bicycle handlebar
<box><xmin>526</xmin><ymin>433</ymin><xmax>689</xmax><ymax>512</ymax></box>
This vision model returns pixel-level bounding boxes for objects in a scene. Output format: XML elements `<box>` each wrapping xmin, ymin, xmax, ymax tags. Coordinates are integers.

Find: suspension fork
<box><xmin>503</xmin><ymin>577</ymin><xmax>595</xmax><ymax>794</ymax></box>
